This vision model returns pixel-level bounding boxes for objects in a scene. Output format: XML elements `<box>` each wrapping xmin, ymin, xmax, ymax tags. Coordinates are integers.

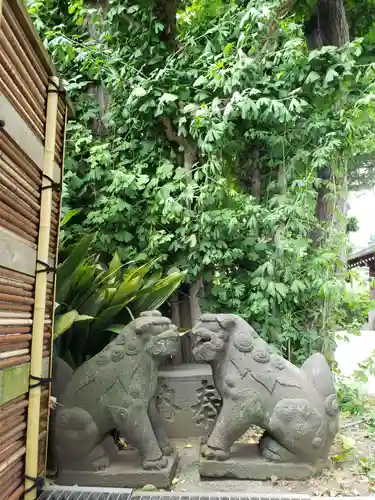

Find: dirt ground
<box><xmin>169</xmin><ymin>417</ymin><xmax>375</xmax><ymax>496</ymax></box>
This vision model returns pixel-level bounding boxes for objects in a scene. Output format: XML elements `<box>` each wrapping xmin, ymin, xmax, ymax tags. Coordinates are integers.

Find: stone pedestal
<box><xmin>56</xmin><ymin>449</ymin><xmax>179</xmax><ymax>489</ymax></box>
<box><xmin>369</xmin><ymin>310</ymin><xmax>375</xmax><ymax>330</ymax></box>
<box><xmin>199</xmin><ymin>443</ymin><xmax>327</xmax><ymax>481</ymax></box>
<box><xmin>157</xmin><ymin>364</ymin><xmax>221</xmax><ymax>438</ymax></box>
<box><xmin>370</xmin><ymin>266</ymin><xmax>375</xmax><ymax>329</ymax></box>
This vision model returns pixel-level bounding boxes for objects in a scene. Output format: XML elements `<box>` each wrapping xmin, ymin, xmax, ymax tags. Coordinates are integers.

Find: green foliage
<box><xmin>336</xmin><ymin>346</ymin><xmax>375</xmax><ymax>417</ymax></box>
<box><xmin>54</xmin><ymin>234</ymin><xmax>185</xmax><ymax>367</ymax></box>
<box><xmin>337</xmin><ymin>375</ymin><xmax>369</xmax><ymax>415</ymax></box>
<box><xmin>336</xmin><ymin>285</ymin><xmax>375</xmax><ymax>333</ymax></box>
<box><xmin>346</xmin><ymin>215</ymin><xmax>359</xmax><ymax>233</ymax></box>
<box><xmin>29</xmin><ymin>0</ymin><xmax>375</xmax><ymax>362</ymax></box>
<box><xmin>333</xmin><ymin>433</ymin><xmax>356</xmax><ymax>463</ymax></box>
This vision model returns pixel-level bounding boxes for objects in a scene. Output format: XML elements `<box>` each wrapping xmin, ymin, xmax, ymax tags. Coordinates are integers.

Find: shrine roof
<box><xmin>347</xmin><ymin>244</ymin><xmax>375</xmax><ymax>269</ymax></box>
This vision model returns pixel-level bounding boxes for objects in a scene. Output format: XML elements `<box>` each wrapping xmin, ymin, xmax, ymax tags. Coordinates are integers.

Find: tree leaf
<box><xmin>54</xmin><ymin>310</ymin><xmax>79</xmax><ymax>338</ymax></box>
<box><xmin>133</xmin><ymin>271</ymin><xmax>186</xmax><ymax>313</ymax></box>
<box><xmin>183</xmin><ymin>103</ymin><xmax>200</xmax><ymax>113</ymax></box>
<box><xmin>325</xmin><ymin>68</ymin><xmax>338</xmax><ymax>84</ymax></box>
<box><xmin>90</xmin><ymin>300</ymin><xmax>135</xmax><ymax>333</ymax></box>
<box><xmin>60</xmin><ymin>208</ymin><xmax>81</xmax><ymax>227</ymax></box>
<box><xmin>105</xmin><ymin>324</ymin><xmax>126</xmax><ymax>334</ymax></box>
<box><xmin>54</xmin><ymin>311</ymin><xmax>92</xmax><ymax>338</ymax></box>
<box><xmin>141</xmin><ymin>485</ymin><xmax>158</xmax><ymax>492</ymax></box>
<box><xmin>110</xmin><ymin>276</ymin><xmax>142</xmax><ymax>305</ymax></box>
<box><xmin>305</xmin><ymin>71</ymin><xmax>320</xmax><ymax>84</ymax></box>
<box><xmin>160</xmin><ymin>93</ymin><xmax>178</xmax><ymax>104</ymax></box>
<box><xmin>107</xmin><ymin>251</ymin><xmax>123</xmax><ymax>281</ymax></box>
<box><xmin>56</xmin><ymin>233</ymin><xmax>96</xmax><ymax>304</ymax></box>
<box><xmin>193</xmin><ymin>75</ymin><xmax>206</xmax><ymax>87</ymax></box>
<box><xmin>275</xmin><ymin>283</ymin><xmax>288</xmax><ymax>297</ymax></box>
<box><xmin>133</xmin><ymin>86</ymin><xmax>147</xmax><ymax>97</ymax></box>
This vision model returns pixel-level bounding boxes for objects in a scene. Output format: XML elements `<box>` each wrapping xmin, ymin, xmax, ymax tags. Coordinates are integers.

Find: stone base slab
<box><xmin>199</xmin><ymin>443</ymin><xmax>326</xmax><ymax>480</ymax></box>
<box><xmin>56</xmin><ymin>450</ymin><xmax>179</xmax><ymax>489</ymax></box>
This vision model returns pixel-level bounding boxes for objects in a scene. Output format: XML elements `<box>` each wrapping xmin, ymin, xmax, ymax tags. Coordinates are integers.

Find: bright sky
<box><xmin>348</xmin><ymin>189</ymin><xmax>375</xmax><ymax>250</ymax></box>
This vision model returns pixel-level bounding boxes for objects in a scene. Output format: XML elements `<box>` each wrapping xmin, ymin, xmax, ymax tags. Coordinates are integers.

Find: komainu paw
<box><xmin>201</xmin><ymin>444</ymin><xmax>230</xmax><ymax>461</ymax></box>
<box><xmin>161</xmin><ymin>442</ymin><xmax>175</xmax><ymax>456</ymax></box>
<box><xmin>142</xmin><ymin>456</ymin><xmax>168</xmax><ymax>470</ymax></box>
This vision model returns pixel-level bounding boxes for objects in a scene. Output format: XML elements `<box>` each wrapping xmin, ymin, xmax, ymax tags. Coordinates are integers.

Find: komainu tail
<box><xmin>51</xmin><ymin>357</ymin><xmax>74</xmax><ymax>400</ymax></box>
<box><xmin>301</xmin><ymin>353</ymin><xmax>338</xmax><ymax>412</ymax></box>
<box><xmin>48</xmin><ymin>357</ymin><xmax>74</xmax><ymax>472</ymax></box>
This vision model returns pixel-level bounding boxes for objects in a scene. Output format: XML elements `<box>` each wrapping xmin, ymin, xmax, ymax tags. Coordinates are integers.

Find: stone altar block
<box><xmin>157</xmin><ymin>364</ymin><xmax>221</xmax><ymax>438</ymax></box>
<box><xmin>199</xmin><ymin>443</ymin><xmax>327</xmax><ymax>480</ymax></box>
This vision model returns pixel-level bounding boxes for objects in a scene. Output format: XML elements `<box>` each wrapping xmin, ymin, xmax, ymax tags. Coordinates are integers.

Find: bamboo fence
<box><xmin>0</xmin><ymin>1</ymin><xmax>71</xmax><ymax>498</ymax></box>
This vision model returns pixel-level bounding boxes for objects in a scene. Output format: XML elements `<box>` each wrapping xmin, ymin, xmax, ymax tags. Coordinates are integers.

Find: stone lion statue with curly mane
<box><xmin>192</xmin><ymin>313</ymin><xmax>339</xmax><ymax>466</ymax></box>
<box><xmin>54</xmin><ymin>311</ymin><xmax>179</xmax><ymax>472</ymax></box>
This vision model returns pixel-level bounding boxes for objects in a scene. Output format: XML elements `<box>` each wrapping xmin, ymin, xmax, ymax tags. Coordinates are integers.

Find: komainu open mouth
<box><xmin>194</xmin><ymin>337</ymin><xmax>209</xmax><ymax>348</ymax></box>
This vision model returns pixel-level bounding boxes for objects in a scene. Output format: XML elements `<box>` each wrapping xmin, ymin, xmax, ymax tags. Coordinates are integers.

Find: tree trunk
<box><xmin>305</xmin><ymin>0</ymin><xmax>349</xmax><ymax>48</ymax></box>
<box><xmin>304</xmin><ymin>0</ymin><xmax>350</xmax><ymax>351</ymax></box>
<box><xmin>305</xmin><ymin>0</ymin><xmax>349</xmax><ymax>230</ymax></box>
<box><xmin>305</xmin><ymin>0</ymin><xmax>350</xmax><ymax>228</ymax></box>
<box><xmin>161</xmin><ymin>115</ymin><xmax>201</xmax><ymax>364</ymax></box>
<box><xmin>153</xmin><ymin>0</ymin><xmax>178</xmax><ymax>48</ymax></box>
<box><xmin>252</xmin><ymin>168</ymin><xmax>261</xmax><ymax>200</ymax></box>
<box><xmin>179</xmin><ymin>292</ymin><xmax>193</xmax><ymax>363</ymax></box>
<box><xmin>84</xmin><ymin>0</ymin><xmax>110</xmax><ymax>137</ymax></box>
<box><xmin>189</xmin><ymin>278</ymin><xmax>202</xmax><ymax>326</ymax></box>
<box><xmin>315</xmin><ymin>166</ymin><xmax>333</xmax><ymax>226</ymax></box>
<box><xmin>157</xmin><ymin>2</ymin><xmax>203</xmax><ymax>364</ymax></box>
<box><xmin>170</xmin><ymin>292</ymin><xmax>182</xmax><ymax>365</ymax></box>
<box><xmin>175</xmin><ymin>279</ymin><xmax>203</xmax><ymax>364</ymax></box>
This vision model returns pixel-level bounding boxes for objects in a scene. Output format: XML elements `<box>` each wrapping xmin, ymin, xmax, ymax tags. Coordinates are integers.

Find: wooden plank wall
<box><xmin>0</xmin><ymin>1</ymin><xmax>68</xmax><ymax>498</ymax></box>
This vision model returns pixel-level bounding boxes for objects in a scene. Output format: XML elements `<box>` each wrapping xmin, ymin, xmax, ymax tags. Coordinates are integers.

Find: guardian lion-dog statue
<box><xmin>55</xmin><ymin>311</ymin><xmax>179</xmax><ymax>471</ymax></box>
<box><xmin>192</xmin><ymin>313</ymin><xmax>339</xmax><ymax>465</ymax></box>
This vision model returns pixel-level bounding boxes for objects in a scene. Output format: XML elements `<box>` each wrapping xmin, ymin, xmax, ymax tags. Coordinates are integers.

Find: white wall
<box><xmin>339</xmin><ymin>192</ymin><xmax>375</xmax><ymax>381</ymax></box>
<box><xmin>348</xmin><ymin>190</ymin><xmax>375</xmax><ymax>250</ymax></box>
<box><xmin>335</xmin><ymin>330</ymin><xmax>375</xmax><ymax>396</ymax></box>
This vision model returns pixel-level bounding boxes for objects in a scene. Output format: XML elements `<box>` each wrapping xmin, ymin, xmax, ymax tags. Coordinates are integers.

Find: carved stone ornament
<box><xmin>55</xmin><ymin>310</ymin><xmax>180</xmax><ymax>472</ymax></box>
<box><xmin>192</xmin><ymin>313</ymin><xmax>340</xmax><ymax>468</ymax></box>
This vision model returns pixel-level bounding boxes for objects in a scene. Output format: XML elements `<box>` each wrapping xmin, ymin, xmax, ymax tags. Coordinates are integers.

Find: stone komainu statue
<box><xmin>55</xmin><ymin>311</ymin><xmax>179</xmax><ymax>471</ymax></box>
<box><xmin>192</xmin><ymin>313</ymin><xmax>339</xmax><ymax>465</ymax></box>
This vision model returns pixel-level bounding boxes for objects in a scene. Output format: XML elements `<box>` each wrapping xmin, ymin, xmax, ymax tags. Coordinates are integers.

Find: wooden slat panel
<box><xmin>0</xmin><ymin>476</ymin><xmax>24</xmax><ymax>500</ymax></box>
<box><xmin>0</xmin><ymin>132</ymin><xmax>41</xmax><ymax>188</ymax></box>
<box><xmin>0</xmin><ymin>230</ymin><xmax>37</xmax><ymax>277</ymax></box>
<box><xmin>0</xmin><ymin>444</ymin><xmax>26</xmax><ymax>478</ymax></box>
<box><xmin>0</xmin><ymin>364</ymin><xmax>29</xmax><ymax>405</ymax></box>
<box><xmin>0</xmin><ymin>395</ymin><xmax>28</xmax><ymax>497</ymax></box>
<box><xmin>0</xmin><ymin>2</ymin><xmax>70</xmax><ymax>497</ymax></box>
<box><xmin>0</xmin><ymin>96</ymin><xmax>62</xmax><ymax>184</ymax></box>
<box><xmin>0</xmin><ymin>59</ymin><xmax>45</xmax><ymax>139</ymax></box>
<box><xmin>0</xmin><ymin>30</ymin><xmax>46</xmax><ymax>106</ymax></box>
<box><xmin>0</xmin><ymin>38</ymin><xmax>46</xmax><ymax>123</ymax></box>
<box><xmin>0</xmin><ymin>461</ymin><xmax>24</xmax><ymax>487</ymax></box>
<box><xmin>0</xmin><ymin>95</ymin><xmax>44</xmax><ymax>168</ymax></box>
<box><xmin>2</xmin><ymin>0</ymin><xmax>48</xmax><ymax>87</ymax></box>
<box><xmin>0</xmin><ymin>232</ymin><xmax>54</xmax><ymax>282</ymax></box>
<box><xmin>0</xmin><ymin>359</ymin><xmax>50</xmax><ymax>406</ymax></box>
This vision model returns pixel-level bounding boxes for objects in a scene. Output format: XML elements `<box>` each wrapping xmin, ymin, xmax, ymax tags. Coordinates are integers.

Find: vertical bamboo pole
<box><xmin>24</xmin><ymin>76</ymin><xmax>59</xmax><ymax>500</ymax></box>
<box><xmin>43</xmin><ymin>102</ymin><xmax>68</xmax><ymax>474</ymax></box>
<box><xmin>0</xmin><ymin>0</ymin><xmax>3</xmax><ymax>27</ymax></box>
